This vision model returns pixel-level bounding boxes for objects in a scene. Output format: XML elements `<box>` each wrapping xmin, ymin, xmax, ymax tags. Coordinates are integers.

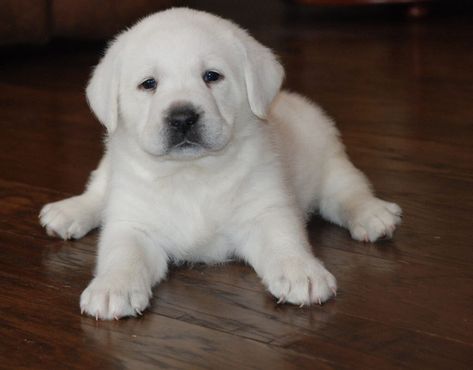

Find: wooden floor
<box><xmin>1</xmin><ymin>9</ymin><xmax>473</xmax><ymax>370</ymax></box>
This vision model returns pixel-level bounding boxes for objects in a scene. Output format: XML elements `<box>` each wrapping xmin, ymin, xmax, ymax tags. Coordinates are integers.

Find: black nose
<box><xmin>167</xmin><ymin>106</ymin><xmax>200</xmax><ymax>133</ymax></box>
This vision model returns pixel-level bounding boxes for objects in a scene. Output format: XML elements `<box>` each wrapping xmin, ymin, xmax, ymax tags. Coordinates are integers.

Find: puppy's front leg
<box><xmin>238</xmin><ymin>210</ymin><xmax>337</xmax><ymax>306</ymax></box>
<box><xmin>80</xmin><ymin>223</ymin><xmax>168</xmax><ymax>320</ymax></box>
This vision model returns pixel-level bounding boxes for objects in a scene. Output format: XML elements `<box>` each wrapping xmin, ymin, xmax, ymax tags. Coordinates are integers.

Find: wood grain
<box><xmin>1</xmin><ymin>9</ymin><xmax>472</xmax><ymax>370</ymax></box>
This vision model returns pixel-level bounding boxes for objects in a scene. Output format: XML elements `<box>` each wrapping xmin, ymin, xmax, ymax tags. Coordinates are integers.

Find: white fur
<box><xmin>39</xmin><ymin>8</ymin><xmax>401</xmax><ymax>320</ymax></box>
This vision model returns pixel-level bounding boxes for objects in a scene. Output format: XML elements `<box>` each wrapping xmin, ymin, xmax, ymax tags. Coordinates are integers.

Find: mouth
<box><xmin>165</xmin><ymin>139</ymin><xmax>208</xmax><ymax>160</ymax></box>
<box><xmin>173</xmin><ymin>139</ymin><xmax>202</xmax><ymax>150</ymax></box>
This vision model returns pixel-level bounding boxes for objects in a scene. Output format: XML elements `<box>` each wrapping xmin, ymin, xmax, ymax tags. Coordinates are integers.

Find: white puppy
<box><xmin>39</xmin><ymin>8</ymin><xmax>401</xmax><ymax>320</ymax></box>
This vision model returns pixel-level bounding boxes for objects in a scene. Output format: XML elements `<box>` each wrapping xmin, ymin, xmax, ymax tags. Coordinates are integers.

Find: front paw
<box><xmin>263</xmin><ymin>256</ymin><xmax>337</xmax><ymax>306</ymax></box>
<box><xmin>348</xmin><ymin>198</ymin><xmax>402</xmax><ymax>242</ymax></box>
<box><xmin>80</xmin><ymin>273</ymin><xmax>152</xmax><ymax>320</ymax></box>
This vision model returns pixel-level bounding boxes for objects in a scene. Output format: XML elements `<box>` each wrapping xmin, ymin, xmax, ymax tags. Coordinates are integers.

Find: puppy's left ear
<box><xmin>238</xmin><ymin>31</ymin><xmax>285</xmax><ymax>120</ymax></box>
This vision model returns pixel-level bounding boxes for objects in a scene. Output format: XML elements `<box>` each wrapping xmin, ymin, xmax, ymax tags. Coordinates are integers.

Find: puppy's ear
<box><xmin>86</xmin><ymin>37</ymin><xmax>123</xmax><ymax>134</ymax></box>
<box><xmin>238</xmin><ymin>31</ymin><xmax>285</xmax><ymax>120</ymax></box>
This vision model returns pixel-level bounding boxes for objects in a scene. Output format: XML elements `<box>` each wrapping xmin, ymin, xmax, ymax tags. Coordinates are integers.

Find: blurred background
<box><xmin>1</xmin><ymin>0</ymin><xmax>473</xmax><ymax>47</ymax></box>
<box><xmin>1</xmin><ymin>0</ymin><xmax>472</xmax><ymax>192</ymax></box>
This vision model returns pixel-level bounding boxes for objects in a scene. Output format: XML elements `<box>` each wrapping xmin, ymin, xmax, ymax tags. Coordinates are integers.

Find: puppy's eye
<box><xmin>203</xmin><ymin>70</ymin><xmax>223</xmax><ymax>84</ymax></box>
<box><xmin>139</xmin><ymin>78</ymin><xmax>157</xmax><ymax>91</ymax></box>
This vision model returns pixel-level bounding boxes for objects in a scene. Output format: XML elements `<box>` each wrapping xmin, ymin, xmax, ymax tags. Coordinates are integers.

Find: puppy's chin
<box><xmin>166</xmin><ymin>142</ymin><xmax>209</xmax><ymax>160</ymax></box>
<box><xmin>140</xmin><ymin>141</ymin><xmax>223</xmax><ymax>161</ymax></box>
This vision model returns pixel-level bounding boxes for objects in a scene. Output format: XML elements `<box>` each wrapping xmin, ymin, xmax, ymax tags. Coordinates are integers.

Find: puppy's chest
<box><xmin>139</xmin><ymin>173</ymin><xmax>234</xmax><ymax>245</ymax></box>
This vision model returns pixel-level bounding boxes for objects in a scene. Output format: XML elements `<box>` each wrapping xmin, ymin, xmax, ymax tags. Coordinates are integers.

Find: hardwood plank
<box><xmin>153</xmin><ymin>254</ymin><xmax>473</xmax><ymax>342</ymax></box>
<box><xmin>0</xmin><ymin>235</ymin><xmax>334</xmax><ymax>370</ymax></box>
<box><xmin>1</xmin><ymin>229</ymin><xmax>471</xmax><ymax>369</ymax></box>
<box><xmin>0</xmin><ymin>85</ymin><xmax>101</xmax><ymax>193</ymax></box>
<box><xmin>2</xmin><ymin>177</ymin><xmax>471</xmax><ymax>366</ymax></box>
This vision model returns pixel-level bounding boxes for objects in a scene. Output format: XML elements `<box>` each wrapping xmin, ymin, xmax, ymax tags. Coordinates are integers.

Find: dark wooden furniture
<box><xmin>290</xmin><ymin>0</ymin><xmax>434</xmax><ymax>17</ymax></box>
<box><xmin>0</xmin><ymin>0</ymin><xmax>173</xmax><ymax>45</ymax></box>
<box><xmin>292</xmin><ymin>0</ymin><xmax>432</xmax><ymax>4</ymax></box>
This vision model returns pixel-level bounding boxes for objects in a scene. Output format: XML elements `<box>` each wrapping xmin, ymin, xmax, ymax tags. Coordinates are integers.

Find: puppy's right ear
<box><xmin>86</xmin><ymin>37</ymin><xmax>123</xmax><ymax>134</ymax></box>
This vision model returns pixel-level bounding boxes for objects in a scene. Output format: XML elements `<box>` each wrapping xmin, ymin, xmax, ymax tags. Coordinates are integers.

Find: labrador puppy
<box><xmin>39</xmin><ymin>8</ymin><xmax>401</xmax><ymax>320</ymax></box>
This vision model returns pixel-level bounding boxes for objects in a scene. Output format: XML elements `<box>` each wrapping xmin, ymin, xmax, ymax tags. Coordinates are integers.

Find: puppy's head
<box><xmin>86</xmin><ymin>8</ymin><xmax>284</xmax><ymax>160</ymax></box>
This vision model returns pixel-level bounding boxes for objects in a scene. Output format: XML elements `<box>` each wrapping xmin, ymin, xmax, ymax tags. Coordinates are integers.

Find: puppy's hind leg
<box><xmin>318</xmin><ymin>152</ymin><xmax>402</xmax><ymax>243</ymax></box>
<box><xmin>39</xmin><ymin>154</ymin><xmax>109</xmax><ymax>240</ymax></box>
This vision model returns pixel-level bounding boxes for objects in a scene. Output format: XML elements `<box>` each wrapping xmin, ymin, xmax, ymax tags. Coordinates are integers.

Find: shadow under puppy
<box><xmin>40</xmin><ymin>8</ymin><xmax>402</xmax><ymax>320</ymax></box>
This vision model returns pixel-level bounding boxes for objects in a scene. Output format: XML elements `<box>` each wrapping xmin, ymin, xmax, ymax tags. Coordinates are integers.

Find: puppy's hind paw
<box><xmin>348</xmin><ymin>198</ymin><xmax>402</xmax><ymax>243</ymax></box>
<box><xmin>39</xmin><ymin>195</ymin><xmax>99</xmax><ymax>240</ymax></box>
